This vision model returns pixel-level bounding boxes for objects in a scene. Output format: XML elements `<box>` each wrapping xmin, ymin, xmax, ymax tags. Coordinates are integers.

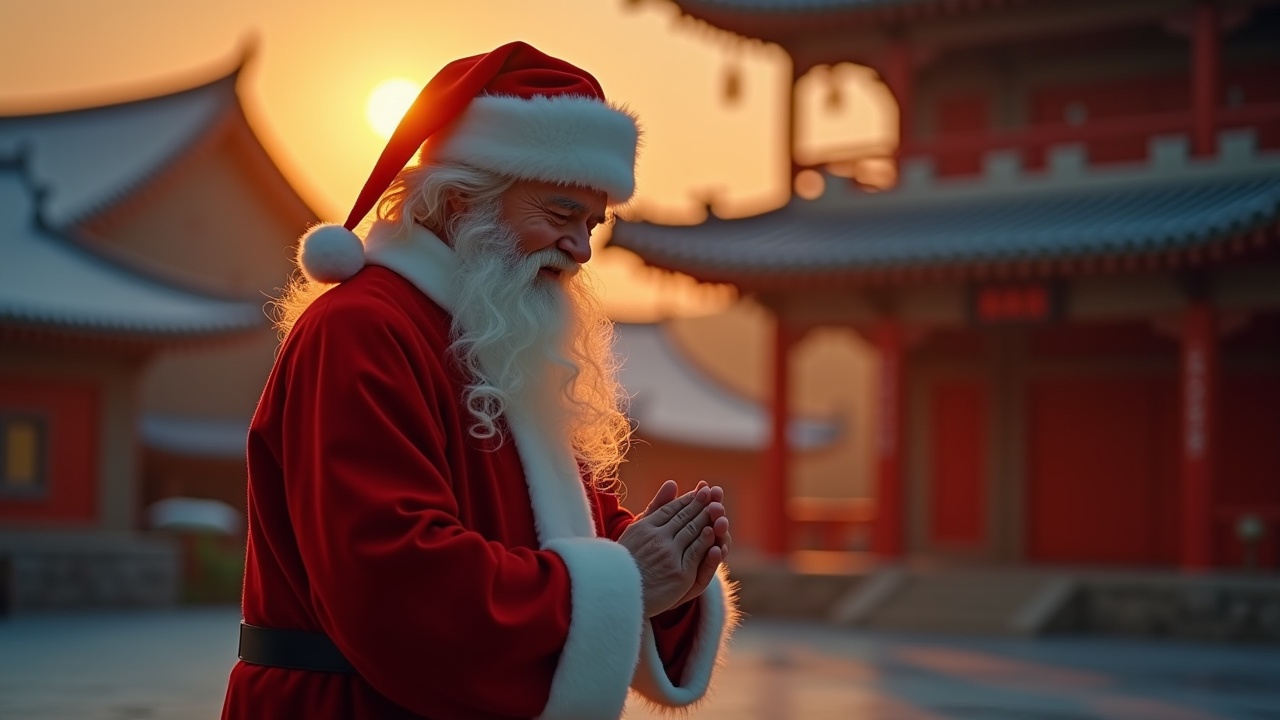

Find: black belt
<box><xmin>238</xmin><ymin>622</ymin><xmax>356</xmax><ymax>674</ymax></box>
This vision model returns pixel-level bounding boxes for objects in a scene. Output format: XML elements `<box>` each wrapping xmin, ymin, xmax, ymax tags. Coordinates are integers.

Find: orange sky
<box><xmin>0</xmin><ymin>0</ymin><xmax>892</xmax><ymax>319</ymax></box>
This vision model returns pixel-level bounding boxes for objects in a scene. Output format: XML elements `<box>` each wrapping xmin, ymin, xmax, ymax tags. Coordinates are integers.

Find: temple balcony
<box><xmin>803</xmin><ymin>101</ymin><xmax>1280</xmax><ymax>192</ymax></box>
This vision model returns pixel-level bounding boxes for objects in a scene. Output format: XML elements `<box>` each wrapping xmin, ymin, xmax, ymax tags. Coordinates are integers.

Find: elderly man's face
<box><xmin>498</xmin><ymin>180</ymin><xmax>607</xmax><ymax>279</ymax></box>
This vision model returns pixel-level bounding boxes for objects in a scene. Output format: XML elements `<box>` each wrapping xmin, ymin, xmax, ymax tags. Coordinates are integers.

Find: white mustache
<box><xmin>523</xmin><ymin>249</ymin><xmax>581</xmax><ymax>280</ymax></box>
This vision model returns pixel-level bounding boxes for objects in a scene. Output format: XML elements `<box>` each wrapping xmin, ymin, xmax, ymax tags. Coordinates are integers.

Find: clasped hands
<box><xmin>616</xmin><ymin>480</ymin><xmax>732</xmax><ymax>618</ymax></box>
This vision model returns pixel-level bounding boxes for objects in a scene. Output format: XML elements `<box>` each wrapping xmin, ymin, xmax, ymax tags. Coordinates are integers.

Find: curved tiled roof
<box><xmin>676</xmin><ymin>0</ymin><xmax>923</xmax><ymax>10</ymax></box>
<box><xmin>663</xmin><ymin>0</ymin><xmax>1026</xmax><ymax>44</ymax></box>
<box><xmin>612</xmin><ymin>163</ymin><xmax>1280</xmax><ymax>284</ymax></box>
<box><xmin>0</xmin><ymin>164</ymin><xmax>263</xmax><ymax>339</ymax></box>
<box><xmin>0</xmin><ymin>68</ymin><xmax>240</xmax><ymax>227</ymax></box>
<box><xmin>615</xmin><ymin>322</ymin><xmax>840</xmax><ymax>450</ymax></box>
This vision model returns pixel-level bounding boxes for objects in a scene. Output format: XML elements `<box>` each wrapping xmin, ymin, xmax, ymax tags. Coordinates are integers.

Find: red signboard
<box><xmin>972</xmin><ymin>283</ymin><xmax>1057</xmax><ymax>325</ymax></box>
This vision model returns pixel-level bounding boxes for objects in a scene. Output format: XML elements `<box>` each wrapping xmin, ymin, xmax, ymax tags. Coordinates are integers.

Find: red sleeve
<box><xmin>276</xmin><ymin>295</ymin><xmax>570</xmax><ymax>719</ymax></box>
<box><xmin>595</xmin><ymin>491</ymin><xmax>701</xmax><ymax>685</ymax></box>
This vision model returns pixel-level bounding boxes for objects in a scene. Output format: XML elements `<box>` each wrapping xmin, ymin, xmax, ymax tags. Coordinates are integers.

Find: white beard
<box><xmin>448</xmin><ymin>200</ymin><xmax>588</xmax><ymax>444</ymax></box>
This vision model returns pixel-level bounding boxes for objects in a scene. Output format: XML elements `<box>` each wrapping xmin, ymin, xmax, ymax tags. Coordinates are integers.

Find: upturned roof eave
<box><xmin>0</xmin><ymin>46</ymin><xmax>318</xmax><ymax>232</ymax></box>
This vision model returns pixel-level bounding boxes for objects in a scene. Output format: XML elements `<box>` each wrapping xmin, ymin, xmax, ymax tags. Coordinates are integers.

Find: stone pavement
<box><xmin>1</xmin><ymin>607</ymin><xmax>1278</xmax><ymax>719</ymax></box>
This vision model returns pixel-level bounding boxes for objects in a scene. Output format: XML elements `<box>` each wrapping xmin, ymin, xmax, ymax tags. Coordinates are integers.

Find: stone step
<box><xmin>836</xmin><ymin>569</ymin><xmax>1074</xmax><ymax>635</ymax></box>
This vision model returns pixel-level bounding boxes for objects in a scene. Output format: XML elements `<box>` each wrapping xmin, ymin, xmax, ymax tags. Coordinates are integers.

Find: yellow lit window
<box><xmin>1</xmin><ymin>415</ymin><xmax>46</xmax><ymax>495</ymax></box>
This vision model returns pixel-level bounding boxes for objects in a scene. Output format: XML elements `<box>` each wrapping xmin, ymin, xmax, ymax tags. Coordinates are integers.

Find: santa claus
<box><xmin>221</xmin><ymin>41</ymin><xmax>737</xmax><ymax>720</ymax></box>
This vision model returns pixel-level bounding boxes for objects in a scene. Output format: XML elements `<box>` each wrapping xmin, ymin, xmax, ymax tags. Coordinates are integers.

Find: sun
<box><xmin>365</xmin><ymin>78</ymin><xmax>420</xmax><ymax>139</ymax></box>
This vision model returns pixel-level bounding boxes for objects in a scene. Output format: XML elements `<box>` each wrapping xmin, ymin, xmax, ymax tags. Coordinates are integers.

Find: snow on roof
<box><xmin>147</xmin><ymin>496</ymin><xmax>241</xmax><ymax>534</ymax></box>
<box><xmin>140</xmin><ymin>413</ymin><xmax>250</xmax><ymax>459</ymax></box>
<box><xmin>0</xmin><ymin>70</ymin><xmax>238</xmax><ymax>227</ymax></box>
<box><xmin>0</xmin><ymin>162</ymin><xmax>263</xmax><ymax>337</ymax></box>
<box><xmin>614</xmin><ymin>322</ymin><xmax>840</xmax><ymax>451</ymax></box>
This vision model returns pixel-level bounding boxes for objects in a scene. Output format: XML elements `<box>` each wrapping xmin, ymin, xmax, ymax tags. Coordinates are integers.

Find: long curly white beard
<box><xmin>448</xmin><ymin>199</ymin><xmax>626</xmax><ymax>473</ymax></box>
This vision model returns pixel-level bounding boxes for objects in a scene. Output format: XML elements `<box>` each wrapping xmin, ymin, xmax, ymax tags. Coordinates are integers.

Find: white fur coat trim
<box><xmin>363</xmin><ymin>220</ymin><xmax>732</xmax><ymax>714</ymax></box>
<box><xmin>364</xmin><ymin>221</ymin><xmax>596</xmax><ymax>542</ymax></box>
<box><xmin>422</xmin><ymin>94</ymin><xmax>639</xmax><ymax>202</ymax></box>
<box><xmin>631</xmin><ymin>569</ymin><xmax>738</xmax><ymax>707</ymax></box>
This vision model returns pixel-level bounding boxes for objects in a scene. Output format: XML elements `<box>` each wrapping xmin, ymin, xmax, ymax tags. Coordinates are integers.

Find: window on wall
<box><xmin>1</xmin><ymin>414</ymin><xmax>47</xmax><ymax>496</ymax></box>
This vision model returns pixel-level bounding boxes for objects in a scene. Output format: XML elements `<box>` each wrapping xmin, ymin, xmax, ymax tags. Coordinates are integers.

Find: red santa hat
<box><xmin>299</xmin><ymin>41</ymin><xmax>640</xmax><ymax>284</ymax></box>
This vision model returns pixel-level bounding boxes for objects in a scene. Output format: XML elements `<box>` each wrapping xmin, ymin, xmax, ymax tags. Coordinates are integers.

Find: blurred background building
<box><xmin>0</xmin><ymin>54</ymin><xmax>315</xmax><ymax>609</ymax></box>
<box><xmin>1</xmin><ymin>0</ymin><xmax>1277</xmax><ymax>640</ymax></box>
<box><xmin>611</xmin><ymin>0</ymin><xmax>1280</xmax><ymax>637</ymax></box>
<box><xmin>615</xmin><ymin>0</ymin><xmax>1280</xmax><ymax>567</ymax></box>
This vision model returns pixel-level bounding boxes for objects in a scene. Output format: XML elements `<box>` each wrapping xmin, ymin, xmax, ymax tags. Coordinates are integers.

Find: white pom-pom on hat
<box><xmin>298</xmin><ymin>223</ymin><xmax>365</xmax><ymax>283</ymax></box>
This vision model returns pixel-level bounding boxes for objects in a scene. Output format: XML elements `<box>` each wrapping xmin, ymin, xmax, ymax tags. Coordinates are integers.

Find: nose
<box><xmin>558</xmin><ymin>224</ymin><xmax>593</xmax><ymax>265</ymax></box>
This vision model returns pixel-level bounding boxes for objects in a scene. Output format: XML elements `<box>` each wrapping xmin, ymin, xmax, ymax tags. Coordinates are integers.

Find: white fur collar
<box><xmin>363</xmin><ymin>220</ymin><xmax>597</xmax><ymax>543</ymax></box>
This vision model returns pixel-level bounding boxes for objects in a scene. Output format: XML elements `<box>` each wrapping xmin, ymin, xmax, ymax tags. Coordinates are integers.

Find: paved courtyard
<box><xmin>1</xmin><ymin>607</ymin><xmax>1278</xmax><ymax>719</ymax></box>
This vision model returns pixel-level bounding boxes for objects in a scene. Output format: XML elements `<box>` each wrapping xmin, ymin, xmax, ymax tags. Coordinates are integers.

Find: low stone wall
<box><xmin>1050</xmin><ymin>573</ymin><xmax>1280</xmax><ymax>642</ymax></box>
<box><xmin>726</xmin><ymin>558</ymin><xmax>1280</xmax><ymax>643</ymax></box>
<box><xmin>0</xmin><ymin>531</ymin><xmax>179</xmax><ymax>614</ymax></box>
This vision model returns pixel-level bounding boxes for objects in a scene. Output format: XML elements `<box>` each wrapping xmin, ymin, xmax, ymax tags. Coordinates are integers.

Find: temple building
<box><xmin>614</xmin><ymin>0</ymin><xmax>1280</xmax><ymax>570</ymax></box>
<box><xmin>0</xmin><ymin>54</ymin><xmax>315</xmax><ymax>609</ymax></box>
<box><xmin>614</xmin><ymin>321</ymin><xmax>847</xmax><ymax>552</ymax></box>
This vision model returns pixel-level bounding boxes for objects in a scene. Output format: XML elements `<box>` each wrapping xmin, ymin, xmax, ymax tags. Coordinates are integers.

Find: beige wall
<box><xmin>91</xmin><ymin>130</ymin><xmax>311</xmax><ymax>421</ymax></box>
<box><xmin>140</xmin><ymin>331</ymin><xmax>277</xmax><ymax>420</ymax></box>
<box><xmin>663</xmin><ymin>296</ymin><xmax>877</xmax><ymax>499</ymax></box>
<box><xmin>95</xmin><ymin>133</ymin><xmax>303</xmax><ymax>297</ymax></box>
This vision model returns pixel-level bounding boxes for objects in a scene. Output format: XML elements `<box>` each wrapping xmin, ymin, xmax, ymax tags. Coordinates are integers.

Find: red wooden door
<box><xmin>929</xmin><ymin>380</ymin><xmax>988</xmax><ymax>550</ymax></box>
<box><xmin>1215</xmin><ymin>371</ymin><xmax>1280</xmax><ymax>569</ymax></box>
<box><xmin>1026</xmin><ymin>374</ymin><xmax>1179</xmax><ymax>565</ymax></box>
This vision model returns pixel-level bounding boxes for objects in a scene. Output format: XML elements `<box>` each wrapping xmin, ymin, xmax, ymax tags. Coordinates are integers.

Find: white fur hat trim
<box><xmin>299</xmin><ymin>223</ymin><xmax>366</xmax><ymax>283</ymax></box>
<box><xmin>423</xmin><ymin>94</ymin><xmax>639</xmax><ymax>202</ymax></box>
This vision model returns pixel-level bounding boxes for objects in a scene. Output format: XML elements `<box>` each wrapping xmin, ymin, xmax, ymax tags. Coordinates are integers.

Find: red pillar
<box><xmin>787</xmin><ymin>61</ymin><xmax>802</xmax><ymax>189</ymax></box>
<box><xmin>884</xmin><ymin>37</ymin><xmax>914</xmax><ymax>157</ymax></box>
<box><xmin>763</xmin><ymin>316</ymin><xmax>793</xmax><ymax>557</ymax></box>
<box><xmin>873</xmin><ymin>320</ymin><xmax>905</xmax><ymax>558</ymax></box>
<box><xmin>1180</xmin><ymin>300</ymin><xmax>1218</xmax><ymax>570</ymax></box>
<box><xmin>1191</xmin><ymin>0</ymin><xmax>1220</xmax><ymax>158</ymax></box>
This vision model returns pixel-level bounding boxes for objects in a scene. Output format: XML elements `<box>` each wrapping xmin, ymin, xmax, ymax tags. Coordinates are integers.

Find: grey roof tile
<box><xmin>0</xmin><ymin>162</ymin><xmax>264</xmax><ymax>338</ymax></box>
<box><xmin>0</xmin><ymin>71</ymin><xmax>238</xmax><ymax>227</ymax></box>
<box><xmin>612</xmin><ymin>168</ymin><xmax>1280</xmax><ymax>278</ymax></box>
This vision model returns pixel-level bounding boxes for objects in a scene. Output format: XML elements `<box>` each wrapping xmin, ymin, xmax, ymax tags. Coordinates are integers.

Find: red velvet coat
<box><xmin>222</xmin><ymin>221</ymin><xmax>734</xmax><ymax>720</ymax></box>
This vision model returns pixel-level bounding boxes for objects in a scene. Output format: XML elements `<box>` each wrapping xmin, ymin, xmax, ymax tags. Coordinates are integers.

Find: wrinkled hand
<box><xmin>673</xmin><ymin>484</ymin><xmax>731</xmax><ymax>608</ymax></box>
<box><xmin>617</xmin><ymin>480</ymin><xmax>725</xmax><ymax>617</ymax></box>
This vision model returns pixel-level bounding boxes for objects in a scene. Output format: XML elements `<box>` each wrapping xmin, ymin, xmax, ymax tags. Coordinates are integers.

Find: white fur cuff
<box><xmin>631</xmin><ymin>568</ymin><xmax>738</xmax><ymax>707</ymax></box>
<box><xmin>540</xmin><ymin>538</ymin><xmax>644</xmax><ymax>720</ymax></box>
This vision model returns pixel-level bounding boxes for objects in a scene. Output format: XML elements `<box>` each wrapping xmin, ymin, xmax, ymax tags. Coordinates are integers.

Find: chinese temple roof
<box><xmin>611</xmin><ymin>159</ymin><xmax>1280</xmax><ymax>288</ymax></box>
<box><xmin>0</xmin><ymin>61</ymin><xmax>263</xmax><ymax>228</ymax></box>
<box><xmin>663</xmin><ymin>0</ymin><xmax>1025</xmax><ymax>43</ymax></box>
<box><xmin>0</xmin><ymin>161</ymin><xmax>263</xmax><ymax>339</ymax></box>
<box><xmin>615</xmin><ymin>322</ymin><xmax>840</xmax><ymax>450</ymax></box>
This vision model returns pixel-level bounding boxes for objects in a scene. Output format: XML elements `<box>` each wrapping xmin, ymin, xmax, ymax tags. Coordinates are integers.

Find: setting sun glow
<box><xmin>365</xmin><ymin>78</ymin><xmax>420</xmax><ymax>139</ymax></box>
